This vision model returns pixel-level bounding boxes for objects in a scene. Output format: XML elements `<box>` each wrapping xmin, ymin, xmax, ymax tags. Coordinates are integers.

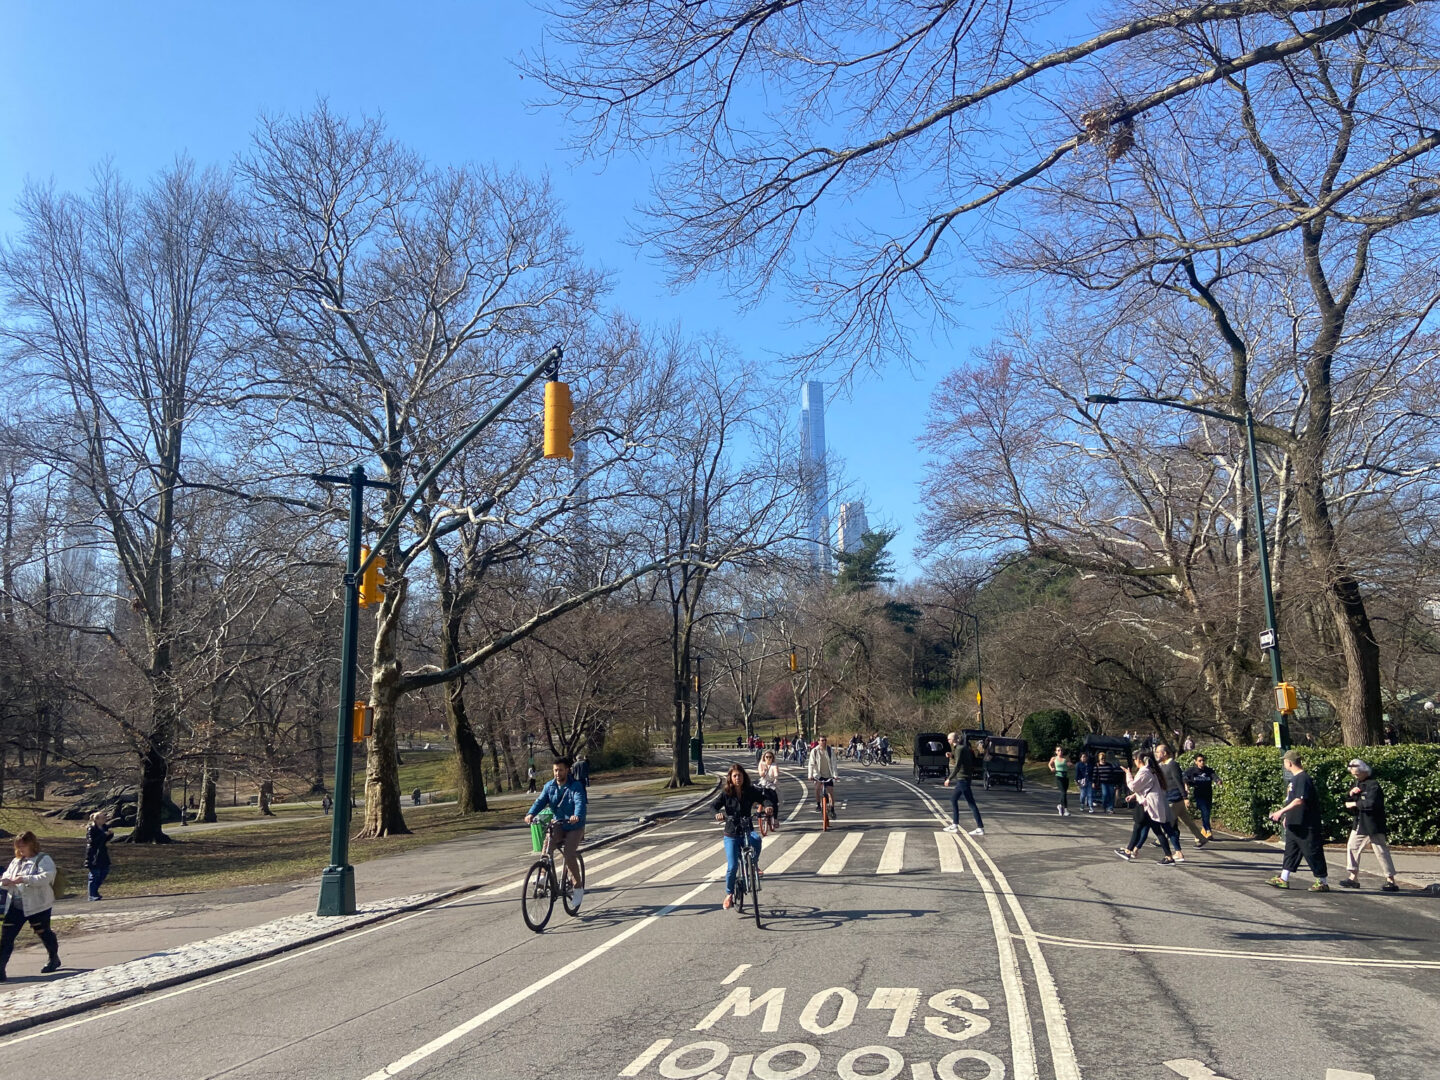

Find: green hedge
<box><xmin>1183</xmin><ymin>745</ymin><xmax>1440</xmax><ymax>845</ymax></box>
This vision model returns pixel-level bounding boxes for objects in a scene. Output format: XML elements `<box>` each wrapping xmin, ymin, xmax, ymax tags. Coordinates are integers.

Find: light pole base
<box><xmin>317</xmin><ymin>865</ymin><xmax>356</xmax><ymax>916</ymax></box>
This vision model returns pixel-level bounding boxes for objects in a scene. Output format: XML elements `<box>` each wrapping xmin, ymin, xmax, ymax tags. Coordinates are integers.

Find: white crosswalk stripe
<box><xmin>817</xmin><ymin>831</ymin><xmax>864</xmax><ymax>875</ymax></box>
<box><xmin>935</xmin><ymin>831</ymin><xmax>967</xmax><ymax>873</ymax></box>
<box><xmin>761</xmin><ymin>831</ymin><xmax>817</xmax><ymax>874</ymax></box>
<box><xmin>649</xmin><ymin>841</ymin><xmax>724</xmax><ymax>882</ymax></box>
<box><xmin>876</xmin><ymin>831</ymin><xmax>906</xmax><ymax>874</ymax></box>
<box><xmin>590</xmin><ymin>842</ymin><xmax>697</xmax><ymax>888</ymax></box>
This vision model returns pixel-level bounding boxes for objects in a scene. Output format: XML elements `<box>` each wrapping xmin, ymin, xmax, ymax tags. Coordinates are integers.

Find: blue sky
<box><xmin>2</xmin><ymin>2</ymin><xmax>1006</xmax><ymax>577</ymax></box>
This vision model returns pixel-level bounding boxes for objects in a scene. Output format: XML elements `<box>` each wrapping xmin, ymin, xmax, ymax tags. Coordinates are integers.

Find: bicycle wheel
<box><xmin>746</xmin><ymin>852</ymin><xmax>763</xmax><ymax>928</ymax></box>
<box><xmin>561</xmin><ymin>852</ymin><xmax>586</xmax><ymax>917</ymax></box>
<box><xmin>521</xmin><ymin>860</ymin><xmax>555</xmax><ymax>933</ymax></box>
<box><xmin>734</xmin><ymin>857</ymin><xmax>747</xmax><ymax>914</ymax></box>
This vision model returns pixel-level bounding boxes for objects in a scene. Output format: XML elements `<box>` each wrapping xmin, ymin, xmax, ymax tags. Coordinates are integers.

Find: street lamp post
<box><xmin>958</xmin><ymin>610</ymin><xmax>985</xmax><ymax>731</ymax></box>
<box><xmin>314</xmin><ymin>344</ymin><xmax>565</xmax><ymax>916</ymax></box>
<box><xmin>1086</xmin><ymin>393</ymin><xmax>1289</xmax><ymax>749</ymax></box>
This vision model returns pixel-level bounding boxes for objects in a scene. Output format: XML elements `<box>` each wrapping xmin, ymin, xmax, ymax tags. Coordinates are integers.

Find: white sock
<box><xmin>1280</xmin><ymin>869</ymin><xmax>1291</xmax><ymax>882</ymax></box>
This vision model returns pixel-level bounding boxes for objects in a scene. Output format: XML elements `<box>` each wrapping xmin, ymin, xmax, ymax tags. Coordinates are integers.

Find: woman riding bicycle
<box><xmin>754</xmin><ymin>750</ymin><xmax>781</xmax><ymax>830</ymax></box>
<box><xmin>713</xmin><ymin>763</ymin><xmax>770</xmax><ymax>911</ymax></box>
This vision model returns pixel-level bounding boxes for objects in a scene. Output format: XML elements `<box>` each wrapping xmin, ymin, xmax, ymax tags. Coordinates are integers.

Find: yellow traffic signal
<box><xmin>359</xmin><ymin>547</ymin><xmax>387</xmax><ymax>608</ymax></box>
<box><xmin>789</xmin><ymin>651</ymin><xmax>798</xmax><ymax>673</ymax></box>
<box><xmin>544</xmin><ymin>380</ymin><xmax>574</xmax><ymax>460</ymax></box>
<box><xmin>1274</xmin><ymin>682</ymin><xmax>1298</xmax><ymax>714</ymax></box>
<box><xmin>352</xmin><ymin>701</ymin><xmax>373</xmax><ymax>742</ymax></box>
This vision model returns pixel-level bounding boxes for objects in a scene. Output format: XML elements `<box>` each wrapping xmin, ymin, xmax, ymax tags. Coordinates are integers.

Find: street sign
<box><xmin>1259</xmin><ymin>628</ymin><xmax>1277</xmax><ymax>650</ymax></box>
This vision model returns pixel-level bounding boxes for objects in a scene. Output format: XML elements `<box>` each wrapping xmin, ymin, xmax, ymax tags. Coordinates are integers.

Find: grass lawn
<box><xmin>35</xmin><ymin>802</ymin><xmax>518</xmax><ymax>901</ymax></box>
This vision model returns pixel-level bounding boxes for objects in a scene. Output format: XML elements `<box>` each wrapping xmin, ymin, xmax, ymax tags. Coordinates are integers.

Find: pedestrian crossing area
<box><xmin>480</xmin><ymin>826</ymin><xmax>974</xmax><ymax>900</ymax></box>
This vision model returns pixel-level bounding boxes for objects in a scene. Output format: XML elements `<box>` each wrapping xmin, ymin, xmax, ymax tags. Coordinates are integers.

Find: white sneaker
<box><xmin>571</xmin><ymin>887</ymin><xmax>584</xmax><ymax>910</ymax></box>
<box><xmin>943</xmin><ymin>824</ymin><xmax>961</xmax><ymax>833</ymax></box>
<box><xmin>969</xmin><ymin>828</ymin><xmax>984</xmax><ymax>837</ymax></box>
<box><xmin>1057</xmin><ymin>805</ymin><xmax>1064</xmax><ymax>815</ymax></box>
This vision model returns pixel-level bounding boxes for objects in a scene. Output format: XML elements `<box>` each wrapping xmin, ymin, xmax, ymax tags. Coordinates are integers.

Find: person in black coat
<box><xmin>712</xmin><ymin>763</ymin><xmax>770</xmax><ymax>910</ymax></box>
<box><xmin>84</xmin><ymin>811</ymin><xmax>114</xmax><ymax>902</ymax></box>
<box><xmin>1340</xmin><ymin>759</ymin><xmax>1398</xmax><ymax>891</ymax></box>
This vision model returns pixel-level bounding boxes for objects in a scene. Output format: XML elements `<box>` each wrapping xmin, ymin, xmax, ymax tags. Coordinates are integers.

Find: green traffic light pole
<box><xmin>958</xmin><ymin>610</ymin><xmax>984</xmax><ymax>731</ymax></box>
<box><xmin>1086</xmin><ymin>393</ymin><xmax>1289</xmax><ymax>749</ymax></box>
<box><xmin>315</xmin><ymin>343</ymin><xmax>564</xmax><ymax>916</ymax></box>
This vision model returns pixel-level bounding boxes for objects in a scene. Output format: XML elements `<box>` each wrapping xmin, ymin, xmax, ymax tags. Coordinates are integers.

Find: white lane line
<box><xmin>785</xmin><ymin>772</ymin><xmax>809</xmax><ymax>823</ymax></box>
<box><xmin>886</xmin><ymin>776</ymin><xmax>1036</xmax><ymax>1080</ymax></box>
<box><xmin>762</xmin><ymin>831</ymin><xmax>818</xmax><ymax>875</ymax></box>
<box><xmin>817</xmin><ymin>831</ymin><xmax>864</xmax><ymax>876</ymax></box>
<box><xmin>358</xmin><ymin>875</ymin><xmax>720</xmax><ymax>1080</ymax></box>
<box><xmin>649</xmin><ymin>841</ymin><xmax>725</xmax><ymax>883</ymax></box>
<box><xmin>476</xmin><ymin>844</ymin><xmax>659</xmax><ymax>898</ymax></box>
<box><xmin>722</xmin><ymin>964</ymin><xmax>751</xmax><ymax>985</ymax></box>
<box><xmin>1036</xmin><ymin>932</ymin><xmax>1440</xmax><ymax>970</ymax></box>
<box><xmin>590</xmin><ymin>843</ymin><xmax>697</xmax><ymax>888</ymax></box>
<box><xmin>935</xmin><ymin>832</ymin><xmax>967</xmax><ymax>873</ymax></box>
<box><xmin>876</xmin><ymin>832</ymin><xmax>906</xmax><ymax>874</ymax></box>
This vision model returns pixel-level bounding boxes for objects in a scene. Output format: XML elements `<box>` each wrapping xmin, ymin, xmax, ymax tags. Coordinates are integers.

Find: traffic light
<box><xmin>352</xmin><ymin>701</ymin><xmax>373</xmax><ymax>742</ymax></box>
<box><xmin>358</xmin><ymin>547</ymin><xmax>387</xmax><ymax>608</ymax></box>
<box><xmin>1273</xmin><ymin>682</ymin><xmax>1298</xmax><ymax>714</ymax></box>
<box><xmin>789</xmin><ymin>650</ymin><xmax>798</xmax><ymax>673</ymax></box>
<box><xmin>544</xmin><ymin>379</ymin><xmax>574</xmax><ymax>460</ymax></box>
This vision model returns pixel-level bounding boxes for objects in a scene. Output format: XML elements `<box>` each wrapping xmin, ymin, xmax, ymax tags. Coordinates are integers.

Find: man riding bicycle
<box><xmin>524</xmin><ymin>757</ymin><xmax>588</xmax><ymax>910</ymax></box>
<box><xmin>806</xmin><ymin>734</ymin><xmax>840</xmax><ymax>820</ymax></box>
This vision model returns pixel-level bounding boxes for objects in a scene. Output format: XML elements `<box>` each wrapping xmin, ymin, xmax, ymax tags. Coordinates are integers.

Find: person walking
<box><xmin>1076</xmin><ymin>752</ymin><xmax>1095</xmax><ymax>813</ymax></box>
<box><xmin>1268</xmin><ymin>750</ymin><xmax>1329</xmax><ymax>892</ymax></box>
<box><xmin>1155</xmin><ymin>743</ymin><xmax>1207</xmax><ymax>859</ymax></box>
<box><xmin>1182</xmin><ymin>753</ymin><xmax>1218</xmax><ymax>838</ymax></box>
<box><xmin>84</xmin><ymin>811</ymin><xmax>114</xmax><ymax>902</ymax></box>
<box><xmin>0</xmin><ymin>831</ymin><xmax>62</xmax><ymax>978</ymax></box>
<box><xmin>1114</xmin><ymin>751</ymin><xmax>1175</xmax><ymax>864</ymax></box>
<box><xmin>574</xmin><ymin>754</ymin><xmax>591</xmax><ymax>789</ymax></box>
<box><xmin>942</xmin><ymin>731</ymin><xmax>985</xmax><ymax>836</ymax></box>
<box><xmin>1048</xmin><ymin>746</ymin><xmax>1072</xmax><ymax>816</ymax></box>
<box><xmin>321</xmin><ymin>793</ymin><xmax>332</xmax><ymax>814</ymax></box>
<box><xmin>1339</xmin><ymin>759</ymin><xmax>1398</xmax><ymax>892</ymax></box>
<box><xmin>526</xmin><ymin>765</ymin><xmax>537</xmax><ymax>794</ymax></box>
<box><xmin>1091</xmin><ymin>752</ymin><xmax>1121</xmax><ymax>814</ymax></box>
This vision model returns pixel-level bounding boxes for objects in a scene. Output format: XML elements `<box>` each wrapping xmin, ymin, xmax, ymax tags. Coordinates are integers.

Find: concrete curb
<box><xmin>0</xmin><ymin>779</ymin><xmax>724</xmax><ymax>1038</ymax></box>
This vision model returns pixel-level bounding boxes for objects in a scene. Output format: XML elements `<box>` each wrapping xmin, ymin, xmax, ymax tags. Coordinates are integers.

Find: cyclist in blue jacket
<box><xmin>525</xmin><ymin>758</ymin><xmax>588</xmax><ymax>909</ymax></box>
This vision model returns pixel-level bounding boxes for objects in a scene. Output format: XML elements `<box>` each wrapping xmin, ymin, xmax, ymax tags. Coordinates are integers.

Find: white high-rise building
<box><xmin>837</xmin><ymin>501</ymin><xmax>869</xmax><ymax>553</ymax></box>
<box><xmin>800</xmin><ymin>381</ymin><xmax>831</xmax><ymax>574</ymax></box>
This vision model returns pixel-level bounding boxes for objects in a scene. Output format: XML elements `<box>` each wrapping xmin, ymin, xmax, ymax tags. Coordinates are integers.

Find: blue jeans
<box><xmin>724</xmin><ymin>832</ymin><xmax>761</xmax><ymax>895</ymax></box>
<box><xmin>1099</xmin><ymin>783</ymin><xmax>1116</xmax><ymax>811</ymax></box>
<box><xmin>88</xmin><ymin>862</ymin><xmax>110</xmax><ymax>899</ymax></box>
<box><xmin>1194</xmin><ymin>796</ymin><xmax>1213</xmax><ymax>833</ymax></box>
<box><xmin>950</xmin><ymin>781</ymin><xmax>983</xmax><ymax>829</ymax></box>
<box><xmin>1079</xmin><ymin>780</ymin><xmax>1094</xmax><ymax>810</ymax></box>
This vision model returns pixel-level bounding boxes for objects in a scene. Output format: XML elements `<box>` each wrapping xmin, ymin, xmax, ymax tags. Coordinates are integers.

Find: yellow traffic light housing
<box><xmin>352</xmin><ymin>701</ymin><xmax>373</xmax><ymax>742</ymax></box>
<box><xmin>789</xmin><ymin>651</ymin><xmax>798</xmax><ymax>673</ymax></box>
<box><xmin>544</xmin><ymin>379</ymin><xmax>574</xmax><ymax>460</ymax></box>
<box><xmin>1274</xmin><ymin>682</ymin><xmax>1298</xmax><ymax>714</ymax></box>
<box><xmin>358</xmin><ymin>547</ymin><xmax>387</xmax><ymax>608</ymax></box>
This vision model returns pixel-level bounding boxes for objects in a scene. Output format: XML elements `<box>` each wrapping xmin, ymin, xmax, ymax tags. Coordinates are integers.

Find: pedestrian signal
<box><xmin>1273</xmin><ymin>682</ymin><xmax>1298</xmax><ymax>714</ymax></box>
<box><xmin>352</xmin><ymin>701</ymin><xmax>373</xmax><ymax>742</ymax></box>
<box><xmin>359</xmin><ymin>548</ymin><xmax>387</xmax><ymax>608</ymax></box>
<box><xmin>544</xmin><ymin>380</ymin><xmax>574</xmax><ymax>460</ymax></box>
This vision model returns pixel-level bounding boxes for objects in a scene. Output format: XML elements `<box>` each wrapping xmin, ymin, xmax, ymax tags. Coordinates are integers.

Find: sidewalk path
<box><xmin>0</xmin><ymin>777</ymin><xmax>716</xmax><ymax>1037</ymax></box>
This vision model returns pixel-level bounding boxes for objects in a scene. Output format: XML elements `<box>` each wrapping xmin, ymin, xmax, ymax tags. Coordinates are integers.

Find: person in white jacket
<box><xmin>1</xmin><ymin>830</ymin><xmax>62</xmax><ymax>978</ymax></box>
<box><xmin>806</xmin><ymin>734</ymin><xmax>841</xmax><ymax>821</ymax></box>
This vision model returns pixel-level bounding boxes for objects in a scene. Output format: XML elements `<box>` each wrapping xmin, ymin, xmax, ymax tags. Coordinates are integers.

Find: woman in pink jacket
<box><xmin>1114</xmin><ymin>752</ymin><xmax>1175</xmax><ymax>865</ymax></box>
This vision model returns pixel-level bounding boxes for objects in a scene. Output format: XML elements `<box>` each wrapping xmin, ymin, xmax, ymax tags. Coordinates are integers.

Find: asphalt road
<box><xmin>2</xmin><ymin>763</ymin><xmax>1435</xmax><ymax>1080</ymax></box>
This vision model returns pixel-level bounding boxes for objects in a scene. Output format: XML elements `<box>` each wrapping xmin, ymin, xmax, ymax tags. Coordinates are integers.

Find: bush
<box><xmin>1184</xmin><ymin>744</ymin><xmax>1440</xmax><ymax>845</ymax></box>
<box><xmin>1021</xmin><ymin>710</ymin><xmax>1075</xmax><ymax>760</ymax></box>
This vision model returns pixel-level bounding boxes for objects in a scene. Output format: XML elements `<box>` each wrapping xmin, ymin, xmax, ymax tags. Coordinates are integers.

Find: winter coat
<box><xmin>2</xmin><ymin>853</ymin><xmax>57</xmax><ymax>916</ymax></box>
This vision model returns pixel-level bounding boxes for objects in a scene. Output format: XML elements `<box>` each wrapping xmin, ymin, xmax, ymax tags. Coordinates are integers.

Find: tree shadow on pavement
<box><xmin>749</xmin><ymin>906</ymin><xmax>932</xmax><ymax>932</ymax></box>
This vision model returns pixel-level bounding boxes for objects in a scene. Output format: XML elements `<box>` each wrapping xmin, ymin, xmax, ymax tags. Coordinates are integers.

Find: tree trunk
<box><xmin>126</xmin><ymin>742</ymin><xmax>174</xmax><ymax>843</ymax></box>
<box><xmin>360</xmin><ymin>578</ymin><xmax>409</xmax><ymax>837</ymax></box>
<box><xmin>200</xmin><ymin>755</ymin><xmax>218</xmax><ymax>823</ymax></box>
<box><xmin>1292</xmin><ymin>460</ymin><xmax>1383</xmax><ymax>745</ymax></box>
<box><xmin>30</xmin><ymin>707</ymin><xmax>48</xmax><ymax>801</ymax></box>
<box><xmin>668</xmin><ymin>674</ymin><xmax>692</xmax><ymax>788</ymax></box>
<box><xmin>498</xmin><ymin>725</ymin><xmax>522</xmax><ymax>792</ymax></box>
<box><xmin>441</xmin><ymin>620</ymin><xmax>488</xmax><ymax>811</ymax></box>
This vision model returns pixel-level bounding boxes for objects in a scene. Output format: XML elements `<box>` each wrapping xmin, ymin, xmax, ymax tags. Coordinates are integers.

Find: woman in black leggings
<box><xmin>1048</xmin><ymin>746</ymin><xmax>1072</xmax><ymax>817</ymax></box>
<box><xmin>1114</xmin><ymin>752</ymin><xmax>1175</xmax><ymax>864</ymax></box>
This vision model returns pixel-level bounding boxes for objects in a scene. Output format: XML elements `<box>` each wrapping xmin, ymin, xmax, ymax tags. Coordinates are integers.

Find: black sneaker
<box><xmin>1382</xmin><ymin>882</ymin><xmax>1400</xmax><ymax>892</ymax></box>
<box><xmin>1114</xmin><ymin>849</ymin><xmax>1134</xmax><ymax>861</ymax></box>
<box><xmin>41</xmin><ymin>958</ymin><xmax>61</xmax><ymax>974</ymax></box>
<box><xmin>1338</xmin><ymin>878</ymin><xmax>1360</xmax><ymax>889</ymax></box>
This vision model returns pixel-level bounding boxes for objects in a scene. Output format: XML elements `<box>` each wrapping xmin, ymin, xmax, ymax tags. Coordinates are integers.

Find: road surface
<box><xmin>2</xmin><ymin>764</ymin><xmax>1433</xmax><ymax>1080</ymax></box>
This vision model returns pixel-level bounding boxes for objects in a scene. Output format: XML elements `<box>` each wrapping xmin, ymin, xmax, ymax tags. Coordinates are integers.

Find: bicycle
<box><xmin>520</xmin><ymin>813</ymin><xmax>585</xmax><ymax>933</ymax></box>
<box><xmin>814</xmin><ymin>778</ymin><xmax>834</xmax><ymax>830</ymax></box>
<box><xmin>857</xmin><ymin>746</ymin><xmax>875</xmax><ymax>766</ymax></box>
<box><xmin>726</xmin><ymin>812</ymin><xmax>764</xmax><ymax>929</ymax></box>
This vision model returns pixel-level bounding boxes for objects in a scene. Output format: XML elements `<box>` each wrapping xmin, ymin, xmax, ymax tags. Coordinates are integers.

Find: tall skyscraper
<box><xmin>837</xmin><ymin>501</ymin><xmax>869</xmax><ymax>553</ymax></box>
<box><xmin>800</xmin><ymin>380</ymin><xmax>831</xmax><ymax>574</ymax></box>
